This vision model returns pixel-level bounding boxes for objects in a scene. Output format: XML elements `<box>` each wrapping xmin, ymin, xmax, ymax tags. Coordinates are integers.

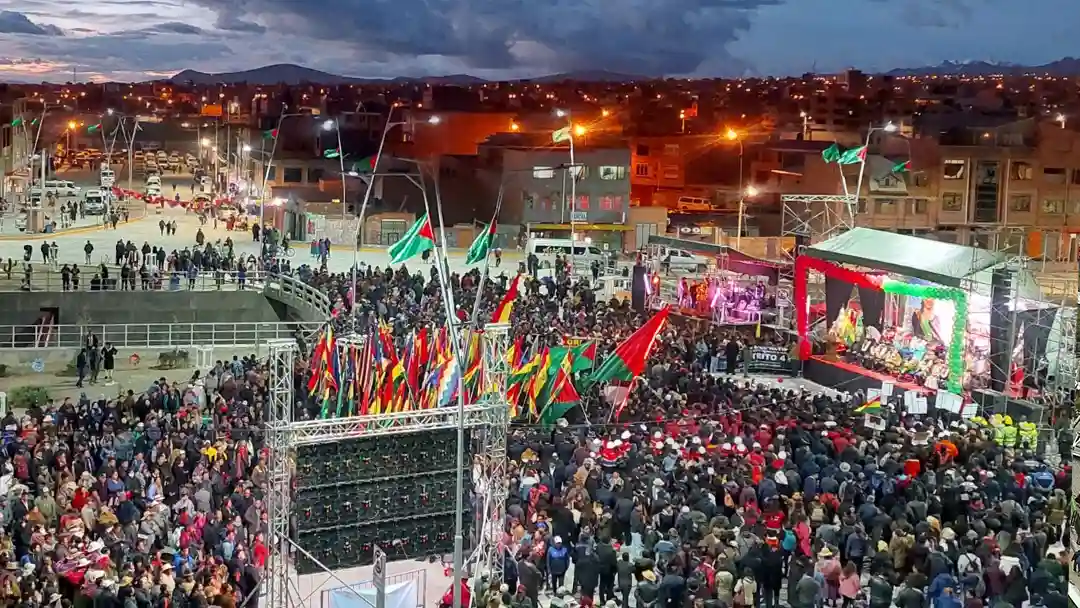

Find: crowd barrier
<box><xmin>0</xmin><ymin>267</ymin><xmax>270</xmax><ymax>293</ymax></box>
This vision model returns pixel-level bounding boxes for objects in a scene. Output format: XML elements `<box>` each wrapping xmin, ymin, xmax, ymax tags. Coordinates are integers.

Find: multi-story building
<box><xmin>848</xmin><ymin>117</ymin><xmax>1080</xmax><ymax>268</ymax></box>
<box><xmin>479</xmin><ymin>134</ymin><xmax>631</xmax><ymax>249</ymax></box>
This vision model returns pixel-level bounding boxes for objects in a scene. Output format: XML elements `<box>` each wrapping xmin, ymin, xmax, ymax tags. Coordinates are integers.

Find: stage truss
<box><xmin>263</xmin><ymin>326</ymin><xmax>512</xmax><ymax>608</ymax></box>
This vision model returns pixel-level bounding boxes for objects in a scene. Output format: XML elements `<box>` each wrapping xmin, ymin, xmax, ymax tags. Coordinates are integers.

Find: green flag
<box><xmin>590</xmin><ymin>308</ymin><xmax>670</xmax><ymax>384</ymax></box>
<box><xmin>263</xmin><ymin>128</ymin><xmax>278</xmax><ymax>139</ymax></box>
<box><xmin>838</xmin><ymin>145</ymin><xmax>866</xmax><ymax>165</ymax></box>
<box><xmin>352</xmin><ymin>155</ymin><xmax>376</xmax><ymax>173</ymax></box>
<box><xmin>821</xmin><ymin>144</ymin><xmax>840</xmax><ymax>164</ymax></box>
<box><xmin>892</xmin><ymin>160</ymin><xmax>911</xmax><ymax>173</ymax></box>
<box><xmin>570</xmin><ymin>341</ymin><xmax>597</xmax><ymax>373</ymax></box>
<box><xmin>10</xmin><ymin>118</ymin><xmax>22</xmax><ymax>127</ymax></box>
<box><xmin>466</xmin><ymin>221</ymin><xmax>496</xmax><ymax>265</ymax></box>
<box><xmin>88</xmin><ymin>123</ymin><xmax>101</xmax><ymax>133</ymax></box>
<box><xmin>30</xmin><ymin>118</ymin><xmax>38</xmax><ymax>126</ymax></box>
<box><xmin>323</xmin><ymin>148</ymin><xmax>340</xmax><ymax>159</ymax></box>
<box><xmin>388</xmin><ymin>213</ymin><xmax>436</xmax><ymax>264</ymax></box>
<box><xmin>552</xmin><ymin>126</ymin><xmax>572</xmax><ymax>143</ymax></box>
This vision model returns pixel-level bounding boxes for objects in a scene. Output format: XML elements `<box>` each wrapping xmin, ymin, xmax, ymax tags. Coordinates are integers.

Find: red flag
<box><xmin>491</xmin><ymin>274</ymin><xmax>521</xmax><ymax>323</ymax></box>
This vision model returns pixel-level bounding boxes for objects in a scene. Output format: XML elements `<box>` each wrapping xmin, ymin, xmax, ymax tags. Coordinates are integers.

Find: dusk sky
<box><xmin>0</xmin><ymin>0</ymin><xmax>1074</xmax><ymax>82</ymax></box>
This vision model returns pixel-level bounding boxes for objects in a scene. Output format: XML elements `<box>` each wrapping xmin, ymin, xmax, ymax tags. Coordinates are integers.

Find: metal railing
<box><xmin>1033</xmin><ymin>275</ymin><xmax>1078</xmax><ymax>301</ymax></box>
<box><xmin>3</xmin><ymin>322</ymin><xmax>302</xmax><ymax>350</ymax></box>
<box><xmin>0</xmin><ymin>265</ymin><xmax>269</xmax><ymax>293</ymax></box>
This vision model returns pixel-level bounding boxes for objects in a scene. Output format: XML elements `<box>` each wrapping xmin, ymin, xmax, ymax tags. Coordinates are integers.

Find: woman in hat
<box><xmin>816</xmin><ymin>547</ymin><xmax>841</xmax><ymax>605</ymax></box>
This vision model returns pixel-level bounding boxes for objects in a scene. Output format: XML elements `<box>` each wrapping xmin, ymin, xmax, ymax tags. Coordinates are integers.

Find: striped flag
<box><xmin>491</xmin><ymin>274</ymin><xmax>521</xmax><ymax>324</ymax></box>
<box><xmin>853</xmin><ymin>396</ymin><xmax>882</xmax><ymax>414</ymax></box>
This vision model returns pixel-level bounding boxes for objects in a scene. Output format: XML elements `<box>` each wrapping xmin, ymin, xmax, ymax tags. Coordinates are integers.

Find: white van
<box><xmin>84</xmin><ymin>189</ymin><xmax>107</xmax><ymax>215</ymax></box>
<box><xmin>526</xmin><ymin>237</ymin><xmax>605</xmax><ymax>263</ymax></box>
<box><xmin>662</xmin><ymin>248</ymin><xmax>710</xmax><ymax>272</ymax></box>
<box><xmin>31</xmin><ymin>180</ymin><xmax>80</xmax><ymax>198</ymax></box>
<box><xmin>100</xmin><ymin>167</ymin><xmax>115</xmax><ymax>188</ymax></box>
<box><xmin>676</xmin><ymin>196</ymin><xmax>712</xmax><ymax>212</ymax></box>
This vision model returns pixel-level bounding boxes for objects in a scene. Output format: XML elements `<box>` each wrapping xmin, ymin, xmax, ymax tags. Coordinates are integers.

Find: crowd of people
<box><xmin>0</xmin><ymin>238</ymin><xmax>1070</xmax><ymax>608</ymax></box>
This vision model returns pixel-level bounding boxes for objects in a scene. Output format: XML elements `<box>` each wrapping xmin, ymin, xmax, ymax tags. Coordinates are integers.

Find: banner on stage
<box><xmin>709</xmin><ymin>345</ymin><xmax>791</xmax><ymax>375</ymax></box>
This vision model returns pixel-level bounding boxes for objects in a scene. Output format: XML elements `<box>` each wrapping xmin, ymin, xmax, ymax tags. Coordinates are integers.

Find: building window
<box><xmin>875</xmin><ymin>198</ymin><xmax>898</xmax><ymax>214</ymax></box>
<box><xmin>308</xmin><ymin>167</ymin><xmax>325</xmax><ymax>182</ymax></box>
<box><xmin>941</xmin><ymin>192</ymin><xmax>962</xmax><ymax>211</ymax></box>
<box><xmin>599</xmin><ymin>196</ymin><xmax>616</xmax><ymax>211</ymax></box>
<box><xmin>1009</xmin><ymin>161</ymin><xmax>1034</xmax><ymax>180</ymax></box>
<box><xmin>1008</xmin><ymin>195</ymin><xmax>1032</xmax><ymax>212</ymax></box>
<box><xmin>909</xmin><ymin>198</ymin><xmax>928</xmax><ymax>214</ymax></box>
<box><xmin>599</xmin><ymin>166</ymin><xmax>627</xmax><ymax>180</ymax></box>
<box><xmin>1069</xmin><ymin>199</ymin><xmax>1080</xmax><ymax>216</ymax></box>
<box><xmin>613</xmin><ymin>195</ymin><xmax>624</xmax><ymax>209</ymax></box>
<box><xmin>662</xmin><ymin>165</ymin><xmax>679</xmax><ymax>180</ymax></box>
<box><xmin>532</xmin><ymin>166</ymin><xmax>555</xmax><ymax>179</ymax></box>
<box><xmin>570</xmin><ymin>165</ymin><xmax>589</xmax><ymax>180</ymax></box>
<box><xmin>913</xmin><ymin>173</ymin><xmax>929</xmax><ymax>187</ymax></box>
<box><xmin>636</xmin><ymin>144</ymin><xmax>650</xmax><ymax>156</ymax></box>
<box><xmin>1041</xmin><ymin>199</ymin><xmax>1065</xmax><ymax>214</ymax></box>
<box><xmin>856</xmin><ymin>198</ymin><xmax>868</xmax><ymax>214</ymax></box>
<box><xmin>1043</xmin><ymin>167</ymin><xmax>1066</xmax><ymax>184</ymax></box>
<box><xmin>943</xmin><ymin>160</ymin><xmax>965</xmax><ymax>180</ymax></box>
<box><xmin>577</xmin><ymin>195</ymin><xmax>589</xmax><ymax>210</ymax></box>
<box><xmin>663</xmin><ymin>144</ymin><xmax>680</xmax><ymax>156</ymax></box>
<box><xmin>282</xmin><ymin>167</ymin><xmax>303</xmax><ymax>183</ymax></box>
<box><xmin>1071</xmin><ymin>169</ymin><xmax>1080</xmax><ymax>186</ymax></box>
<box><xmin>634</xmin><ymin>163</ymin><xmax>650</xmax><ymax>177</ymax></box>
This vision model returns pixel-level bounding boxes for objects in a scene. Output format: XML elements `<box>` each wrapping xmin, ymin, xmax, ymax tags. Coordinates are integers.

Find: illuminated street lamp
<box><xmin>1056</xmin><ymin>113</ymin><xmax>1067</xmax><ymax>129</ymax></box>
<box><xmin>573</xmin><ymin>124</ymin><xmax>586</xmax><ymax>137</ymax></box>
<box><xmin>737</xmin><ymin>185</ymin><xmax>759</xmax><ymax>250</ymax></box>
<box><xmin>724</xmin><ymin>129</ymin><xmax>745</xmax><ymax>219</ymax></box>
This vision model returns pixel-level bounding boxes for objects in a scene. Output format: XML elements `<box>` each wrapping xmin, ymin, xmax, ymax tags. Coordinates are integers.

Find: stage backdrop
<box><xmin>857</xmin><ymin>286</ymin><xmax>886</xmax><ymax>329</ymax></box>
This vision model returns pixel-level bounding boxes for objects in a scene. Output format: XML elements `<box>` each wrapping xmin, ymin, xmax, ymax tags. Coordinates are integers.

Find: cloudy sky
<box><xmin>0</xmin><ymin>0</ymin><xmax>1073</xmax><ymax>82</ymax></box>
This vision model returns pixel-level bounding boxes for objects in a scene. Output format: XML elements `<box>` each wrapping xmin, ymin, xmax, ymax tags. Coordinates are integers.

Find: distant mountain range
<box><xmin>168</xmin><ymin>64</ymin><xmax>645</xmax><ymax>85</ymax></box>
<box><xmin>165</xmin><ymin>58</ymin><xmax>1080</xmax><ymax>86</ymax></box>
<box><xmin>885</xmin><ymin>57</ymin><xmax>1080</xmax><ymax>76</ymax></box>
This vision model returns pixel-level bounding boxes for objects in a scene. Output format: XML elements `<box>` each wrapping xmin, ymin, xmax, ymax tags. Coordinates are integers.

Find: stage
<box><xmin>803</xmin><ymin>356</ymin><xmax>934</xmax><ymax>399</ymax></box>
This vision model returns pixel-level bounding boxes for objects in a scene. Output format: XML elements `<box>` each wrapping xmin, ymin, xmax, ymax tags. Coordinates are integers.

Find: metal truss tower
<box><xmin>265</xmin><ymin>339</ymin><xmax>300</xmax><ymax>608</ymax></box>
<box><xmin>261</xmin><ymin>331</ymin><xmax>512</xmax><ymax>608</ymax></box>
<box><xmin>780</xmin><ymin>194</ymin><xmax>857</xmax><ymax>260</ymax></box>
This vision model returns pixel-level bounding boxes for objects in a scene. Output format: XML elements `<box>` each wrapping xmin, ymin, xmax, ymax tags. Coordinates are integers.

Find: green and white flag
<box><xmin>388</xmin><ymin>213</ymin><xmax>436</xmax><ymax>264</ymax></box>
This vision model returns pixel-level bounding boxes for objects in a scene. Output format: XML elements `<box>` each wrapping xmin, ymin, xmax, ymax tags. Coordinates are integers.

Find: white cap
<box><xmin>665</xmin><ymin>437</ymin><xmax>676</xmax><ymax>445</ymax></box>
<box><xmin>653</xmin><ymin>431</ymin><xmax>662</xmax><ymax>439</ymax></box>
<box><xmin>621</xmin><ymin>430</ymin><xmax>631</xmax><ymax>440</ymax></box>
<box><xmin>821</xmin><ymin>430</ymin><xmax>829</xmax><ymax>436</ymax></box>
<box><xmin>778</xmin><ymin>451</ymin><xmax>787</xmax><ymax>459</ymax></box>
<box><xmin>736</xmin><ymin>444</ymin><xmax>747</xmax><ymax>453</ymax></box>
<box><xmin>698</xmin><ymin>446</ymin><xmax>706</xmax><ymax>454</ymax></box>
<box><xmin>654</xmin><ymin>441</ymin><xmax>664</xmax><ymax>450</ymax></box>
<box><xmin>722</xmin><ymin>442</ymin><xmax>732</xmax><ymax>450</ymax></box>
<box><xmin>692</xmin><ymin>436</ymin><xmax>702</xmax><ymax>445</ymax></box>
<box><xmin>554</xmin><ymin>536</ymin><xmax>562</xmax><ymax>543</ymax></box>
<box><xmin>752</xmin><ymin>442</ymin><xmax>761</xmax><ymax>449</ymax></box>
<box><xmin>734</xmin><ymin>436</ymin><xmax>744</xmax><ymax>445</ymax></box>
<box><xmin>613</xmin><ymin>439</ymin><xmax>623</xmax><ymax>447</ymax></box>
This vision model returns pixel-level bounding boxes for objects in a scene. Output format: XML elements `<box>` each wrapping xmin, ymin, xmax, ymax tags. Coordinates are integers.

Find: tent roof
<box><xmin>804</xmin><ymin>228</ymin><xmax>1007</xmax><ymax>287</ymax></box>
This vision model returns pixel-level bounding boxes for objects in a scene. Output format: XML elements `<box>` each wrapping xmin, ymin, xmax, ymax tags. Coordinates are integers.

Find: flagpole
<box><xmin>352</xmin><ymin>111</ymin><xmax>397</xmax><ymax>332</ymax></box>
<box><xmin>259</xmin><ymin>105</ymin><xmax>287</xmax><ymax>233</ymax></box>
<box><xmin>420</xmin><ymin>164</ymin><xmax>470</xmax><ymax>608</ymax></box>
<box><xmin>468</xmin><ymin>185</ymin><xmax>504</xmax><ymax>329</ymax></box>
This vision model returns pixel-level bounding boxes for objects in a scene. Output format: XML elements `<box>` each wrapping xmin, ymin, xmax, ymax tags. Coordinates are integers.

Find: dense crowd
<box><xmin>0</xmin><ymin>246</ymin><xmax>1070</xmax><ymax>608</ymax></box>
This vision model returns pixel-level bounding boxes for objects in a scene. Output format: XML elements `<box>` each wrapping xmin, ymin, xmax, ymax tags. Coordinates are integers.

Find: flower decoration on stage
<box><xmin>877</xmin><ymin>280</ymin><xmax>967</xmax><ymax>394</ymax></box>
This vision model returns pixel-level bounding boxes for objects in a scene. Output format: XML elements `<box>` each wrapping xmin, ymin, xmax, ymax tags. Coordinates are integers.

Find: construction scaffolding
<box><xmin>261</xmin><ymin>334</ymin><xmax>511</xmax><ymax>608</ymax></box>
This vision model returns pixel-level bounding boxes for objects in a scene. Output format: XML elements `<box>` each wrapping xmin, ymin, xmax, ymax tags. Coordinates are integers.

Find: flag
<box><xmin>821</xmin><ymin>144</ymin><xmax>841</xmax><ymax>164</ymax></box>
<box><xmin>388</xmin><ymin>213</ymin><xmax>436</xmax><ymax>264</ymax></box>
<box><xmin>569</xmin><ymin>341</ymin><xmax>597</xmax><ymax>373</ymax></box>
<box><xmin>552</xmin><ymin>126</ymin><xmax>572</xmax><ymax>143</ymax></box>
<box><xmin>88</xmin><ymin>123</ymin><xmax>101</xmax><ymax>133</ymax></box>
<box><xmin>527</xmin><ymin>348</ymin><xmax>553</xmax><ymax>418</ymax></box>
<box><xmin>892</xmin><ymin>160</ymin><xmax>911</xmax><ymax>173</ymax></box>
<box><xmin>490</xmin><ymin>274</ymin><xmax>521</xmax><ymax>323</ymax></box>
<box><xmin>323</xmin><ymin>148</ymin><xmax>341</xmax><ymax>159</ymax></box>
<box><xmin>838</xmin><ymin>146</ymin><xmax>866</xmax><ymax>165</ymax></box>
<box><xmin>539</xmin><ymin>353</ymin><xmax>581</xmax><ymax>426</ymax></box>
<box><xmin>589</xmin><ymin>307</ymin><xmax>671</xmax><ymax>384</ymax></box>
<box><xmin>854</xmin><ymin>396</ymin><xmax>882</xmax><ymax>414</ymax></box>
<box><xmin>263</xmin><ymin>129</ymin><xmax>278</xmax><ymax>139</ymax></box>
<box><xmin>466</xmin><ymin>221</ymin><xmax>497</xmax><ymax>265</ymax></box>
<box><xmin>30</xmin><ymin>118</ymin><xmax>38</xmax><ymax>126</ymax></box>
<box><xmin>10</xmin><ymin>118</ymin><xmax>22</xmax><ymax>127</ymax></box>
<box><xmin>352</xmin><ymin>155</ymin><xmax>377</xmax><ymax>173</ymax></box>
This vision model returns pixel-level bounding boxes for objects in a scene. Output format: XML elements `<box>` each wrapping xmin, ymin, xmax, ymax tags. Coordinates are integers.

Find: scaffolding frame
<box><xmin>262</xmin><ymin>337</ymin><xmax>511</xmax><ymax>608</ymax></box>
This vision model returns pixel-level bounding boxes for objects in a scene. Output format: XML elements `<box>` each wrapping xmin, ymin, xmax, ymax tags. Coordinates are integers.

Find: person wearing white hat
<box><xmin>621</xmin><ymin>430</ymin><xmax>631</xmax><ymax>440</ymax></box>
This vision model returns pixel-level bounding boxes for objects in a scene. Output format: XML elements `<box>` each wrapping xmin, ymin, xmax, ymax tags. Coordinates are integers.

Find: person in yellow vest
<box><xmin>1000</xmin><ymin>415</ymin><xmax>1018</xmax><ymax>448</ymax></box>
<box><xmin>989</xmin><ymin>414</ymin><xmax>1006</xmax><ymax>446</ymax></box>
<box><xmin>1017</xmin><ymin>416</ymin><xmax>1038</xmax><ymax>452</ymax></box>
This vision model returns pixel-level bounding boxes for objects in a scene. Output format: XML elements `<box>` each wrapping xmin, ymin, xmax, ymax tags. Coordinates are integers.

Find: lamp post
<box><xmin>344</xmin><ymin>111</ymin><xmax>441</xmax><ymax>327</ymax></box>
<box><xmin>555</xmin><ymin>109</ymin><xmax>583</xmax><ymax>273</ymax></box>
<box><xmin>737</xmin><ymin>185</ymin><xmax>759</xmax><ymax>250</ymax></box>
<box><xmin>851</xmin><ymin>121</ymin><xmax>899</xmax><ymax>204</ymax></box>
<box><xmin>323</xmin><ymin>119</ymin><xmax>348</xmax><ymax>220</ymax></box>
<box><xmin>257</xmin><ymin>108</ymin><xmax>308</xmax><ymax>232</ymax></box>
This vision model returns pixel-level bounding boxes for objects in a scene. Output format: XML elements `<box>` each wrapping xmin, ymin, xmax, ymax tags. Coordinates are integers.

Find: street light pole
<box><xmin>323</xmin><ymin>119</ymin><xmax>348</xmax><ymax>221</ymax></box>
<box><xmin>725</xmin><ymin>129</ymin><xmax>744</xmax><ymax>248</ymax></box>
<box><xmin>737</xmin><ymin>186</ymin><xmax>758</xmax><ymax>251</ymax></box>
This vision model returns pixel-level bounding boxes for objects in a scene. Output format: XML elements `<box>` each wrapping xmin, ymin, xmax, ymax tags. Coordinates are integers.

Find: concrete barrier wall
<box><xmin>0</xmin><ymin>291</ymin><xmax>281</xmax><ymax>326</ymax></box>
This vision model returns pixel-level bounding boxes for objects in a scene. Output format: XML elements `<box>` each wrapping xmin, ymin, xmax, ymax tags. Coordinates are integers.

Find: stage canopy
<box><xmin>803</xmin><ymin>228</ymin><xmax>1006</xmax><ymax>288</ymax></box>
